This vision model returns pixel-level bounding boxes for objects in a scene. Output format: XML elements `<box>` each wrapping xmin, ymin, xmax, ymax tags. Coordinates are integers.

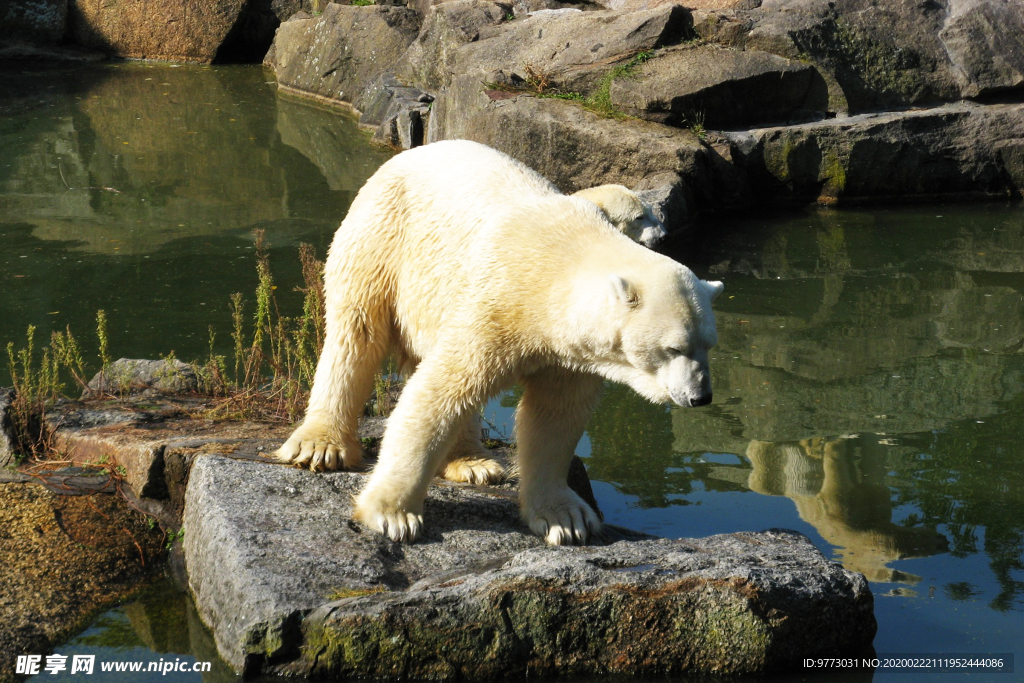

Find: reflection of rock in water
<box><xmin>0</xmin><ymin>63</ymin><xmax>384</xmax><ymax>255</ymax></box>
<box><xmin>745</xmin><ymin>437</ymin><xmax>948</xmax><ymax>584</ymax></box>
<box><xmin>276</xmin><ymin>96</ymin><xmax>392</xmax><ymax>194</ymax></box>
<box><xmin>119</xmin><ymin>579</ymin><xmax>238</xmax><ymax>683</ymax></box>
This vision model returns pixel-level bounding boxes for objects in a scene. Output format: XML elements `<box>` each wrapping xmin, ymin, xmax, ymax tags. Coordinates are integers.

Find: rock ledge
<box><xmin>184</xmin><ymin>455</ymin><xmax>875</xmax><ymax>678</ymax></box>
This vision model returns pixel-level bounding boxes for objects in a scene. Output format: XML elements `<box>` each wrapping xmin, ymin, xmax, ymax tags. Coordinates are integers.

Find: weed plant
<box><xmin>203</xmin><ymin>230</ymin><xmax>326</xmax><ymax>423</ymax></box>
<box><xmin>487</xmin><ymin>50</ymin><xmax>654</xmax><ymax>120</ymax></box>
<box><xmin>2</xmin><ymin>230</ymin><xmax>342</xmax><ymax>462</ymax></box>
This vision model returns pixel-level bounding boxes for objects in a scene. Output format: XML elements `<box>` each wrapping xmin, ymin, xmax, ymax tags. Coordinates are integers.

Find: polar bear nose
<box><xmin>689</xmin><ymin>393</ymin><xmax>713</xmax><ymax>407</ymax></box>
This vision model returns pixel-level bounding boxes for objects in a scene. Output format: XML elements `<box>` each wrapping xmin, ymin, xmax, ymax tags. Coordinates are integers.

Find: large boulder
<box><xmin>423</xmin><ymin>4</ymin><xmax>727</xmax><ymax>230</ymax></box>
<box><xmin>267</xmin><ymin>4</ymin><xmax>421</xmax><ymax>110</ymax></box>
<box><xmin>447</xmin><ymin>6</ymin><xmax>689</xmax><ymax>93</ymax></box>
<box><xmin>397</xmin><ymin>0</ymin><xmax>511</xmax><ymax>91</ymax></box>
<box><xmin>184</xmin><ymin>455</ymin><xmax>876</xmax><ymax>678</ymax></box>
<box><xmin>940</xmin><ymin>0</ymin><xmax>1024</xmax><ymax>98</ymax></box>
<box><xmin>609</xmin><ymin>43</ymin><xmax>829</xmax><ymax>129</ymax></box>
<box><xmin>68</xmin><ymin>0</ymin><xmax>252</xmax><ymax>62</ymax></box>
<box><xmin>690</xmin><ymin>0</ymin><xmax>1024</xmax><ymax>114</ymax></box>
<box><xmin>726</xmin><ymin>101</ymin><xmax>1024</xmax><ymax>205</ymax></box>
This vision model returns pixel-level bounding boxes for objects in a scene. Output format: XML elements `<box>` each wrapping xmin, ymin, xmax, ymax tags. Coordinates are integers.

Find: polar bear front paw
<box><xmin>523</xmin><ymin>488</ymin><xmax>602</xmax><ymax>546</ymax></box>
<box><xmin>440</xmin><ymin>457</ymin><xmax>506</xmax><ymax>485</ymax></box>
<box><xmin>274</xmin><ymin>423</ymin><xmax>362</xmax><ymax>473</ymax></box>
<box><xmin>353</xmin><ymin>494</ymin><xmax>424</xmax><ymax>543</ymax></box>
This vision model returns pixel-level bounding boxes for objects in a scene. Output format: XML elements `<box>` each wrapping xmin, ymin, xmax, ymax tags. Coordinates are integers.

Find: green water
<box><xmin>4</xmin><ymin>64</ymin><xmax>1022</xmax><ymax>680</ymax></box>
<box><xmin>0</xmin><ymin>61</ymin><xmax>391</xmax><ymax>360</ymax></box>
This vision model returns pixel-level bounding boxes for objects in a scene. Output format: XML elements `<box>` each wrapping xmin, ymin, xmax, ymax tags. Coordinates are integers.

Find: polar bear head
<box><xmin>573</xmin><ymin>260</ymin><xmax>723</xmax><ymax>408</ymax></box>
<box><xmin>573</xmin><ymin>184</ymin><xmax>667</xmax><ymax>248</ymax></box>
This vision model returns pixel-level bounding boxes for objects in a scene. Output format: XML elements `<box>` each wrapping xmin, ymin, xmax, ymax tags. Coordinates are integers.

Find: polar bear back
<box><xmin>324</xmin><ymin>140</ymin><xmax>666</xmax><ymax>363</ymax></box>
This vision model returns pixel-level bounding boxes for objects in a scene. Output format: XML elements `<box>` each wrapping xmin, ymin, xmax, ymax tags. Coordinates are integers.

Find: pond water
<box><xmin>4</xmin><ymin>63</ymin><xmax>1022</xmax><ymax>682</ymax></box>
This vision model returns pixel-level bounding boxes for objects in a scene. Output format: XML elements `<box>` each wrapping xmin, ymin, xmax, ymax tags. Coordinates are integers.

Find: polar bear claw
<box><xmin>523</xmin><ymin>488</ymin><xmax>602</xmax><ymax>546</ymax></box>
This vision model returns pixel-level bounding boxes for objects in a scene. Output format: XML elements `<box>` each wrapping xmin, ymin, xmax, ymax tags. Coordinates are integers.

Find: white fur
<box><xmin>274</xmin><ymin>140</ymin><xmax>722</xmax><ymax>545</ymax></box>
<box><xmin>573</xmin><ymin>184</ymin><xmax>668</xmax><ymax>248</ymax></box>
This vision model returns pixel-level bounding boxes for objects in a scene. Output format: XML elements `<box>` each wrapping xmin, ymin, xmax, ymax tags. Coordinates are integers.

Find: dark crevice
<box><xmin>214</xmin><ymin>0</ymin><xmax>280</xmax><ymax>64</ymax></box>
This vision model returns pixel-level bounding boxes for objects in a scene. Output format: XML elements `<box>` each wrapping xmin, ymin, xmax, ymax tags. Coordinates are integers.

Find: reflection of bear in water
<box><xmin>275</xmin><ymin>140</ymin><xmax>723</xmax><ymax>545</ymax></box>
<box><xmin>746</xmin><ymin>436</ymin><xmax>948</xmax><ymax>583</ymax></box>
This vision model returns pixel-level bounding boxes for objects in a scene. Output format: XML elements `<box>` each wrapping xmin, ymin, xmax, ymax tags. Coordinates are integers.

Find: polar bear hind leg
<box><xmin>437</xmin><ymin>414</ymin><xmax>506</xmax><ymax>485</ymax></box>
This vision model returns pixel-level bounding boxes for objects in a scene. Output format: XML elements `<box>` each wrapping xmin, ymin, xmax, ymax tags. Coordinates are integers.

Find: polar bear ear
<box><xmin>609</xmin><ymin>275</ymin><xmax>640</xmax><ymax>308</ymax></box>
<box><xmin>704</xmin><ymin>280</ymin><xmax>725</xmax><ymax>302</ymax></box>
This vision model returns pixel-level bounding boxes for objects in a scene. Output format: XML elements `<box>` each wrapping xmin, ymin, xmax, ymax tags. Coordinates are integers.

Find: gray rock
<box><xmin>726</xmin><ymin>101</ymin><xmax>1024</xmax><ymax>205</ymax></box>
<box><xmin>268</xmin><ymin>0</ymin><xmax>320</xmax><ymax>23</ymax></box>
<box><xmin>267</xmin><ymin>4</ymin><xmax>421</xmax><ymax>107</ymax></box>
<box><xmin>510</xmin><ymin>0</ymin><xmax>601</xmax><ymax>16</ymax></box>
<box><xmin>372</xmin><ymin>103</ymin><xmax>429</xmax><ymax>149</ymax></box>
<box><xmin>184</xmin><ymin>456</ymin><xmax>875</xmax><ymax>677</ymax></box>
<box><xmin>447</xmin><ymin>5</ymin><xmax>688</xmax><ymax>94</ymax></box>
<box><xmin>0</xmin><ymin>0</ymin><xmax>67</xmax><ymax>45</ymax></box>
<box><xmin>428</xmin><ymin>85</ymin><xmax>712</xmax><ymax>225</ymax></box>
<box><xmin>940</xmin><ymin>0</ymin><xmax>1024</xmax><ymax>98</ymax></box>
<box><xmin>693</xmin><ymin>0</ymin><xmax>1024</xmax><ymax>113</ymax></box>
<box><xmin>609</xmin><ymin>44</ymin><xmax>829</xmax><ymax>129</ymax></box>
<box><xmin>359</xmin><ymin>74</ymin><xmax>433</xmax><ymax>149</ymax></box>
<box><xmin>634</xmin><ymin>172</ymin><xmax>690</xmax><ymax>236</ymax></box>
<box><xmin>85</xmin><ymin>358</ymin><xmax>202</xmax><ymax>397</ymax></box>
<box><xmin>398</xmin><ymin>0</ymin><xmax>510</xmax><ymax>91</ymax></box>
<box><xmin>0</xmin><ymin>388</ymin><xmax>16</xmax><ymax>468</ymax></box>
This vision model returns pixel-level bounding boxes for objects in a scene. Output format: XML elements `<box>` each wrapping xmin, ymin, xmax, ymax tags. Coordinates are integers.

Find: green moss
<box><xmin>821</xmin><ymin>152</ymin><xmax>847</xmax><ymax>199</ymax></box>
<box><xmin>582</xmin><ymin>49</ymin><xmax>653</xmax><ymax>119</ymax></box>
<box><xmin>763</xmin><ymin>137</ymin><xmax>795</xmax><ymax>183</ymax></box>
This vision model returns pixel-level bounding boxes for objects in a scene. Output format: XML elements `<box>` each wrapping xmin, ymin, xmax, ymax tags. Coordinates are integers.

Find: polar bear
<box><xmin>274</xmin><ymin>140</ymin><xmax>723</xmax><ymax>545</ymax></box>
<box><xmin>573</xmin><ymin>184</ymin><xmax>667</xmax><ymax>248</ymax></box>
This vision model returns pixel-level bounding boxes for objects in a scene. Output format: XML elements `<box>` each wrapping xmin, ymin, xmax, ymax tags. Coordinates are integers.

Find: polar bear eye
<box><xmin>667</xmin><ymin>347</ymin><xmax>685</xmax><ymax>357</ymax></box>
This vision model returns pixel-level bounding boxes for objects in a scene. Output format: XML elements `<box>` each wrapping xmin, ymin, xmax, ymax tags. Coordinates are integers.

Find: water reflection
<box><xmin>745</xmin><ymin>436</ymin><xmax>947</xmax><ymax>584</ymax></box>
<box><xmin>0</xmin><ymin>61</ymin><xmax>393</xmax><ymax>364</ymax></box>
<box><xmin>33</xmin><ymin>579</ymin><xmax>240</xmax><ymax>683</ymax></box>
<box><xmin>591</xmin><ymin>206</ymin><xmax>1024</xmax><ymax>609</ymax></box>
<box><xmin>0</xmin><ymin>62</ymin><xmax>391</xmax><ymax>255</ymax></box>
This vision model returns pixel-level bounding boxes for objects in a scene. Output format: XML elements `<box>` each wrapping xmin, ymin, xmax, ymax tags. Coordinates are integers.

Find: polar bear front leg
<box><xmin>516</xmin><ymin>367</ymin><xmax>604</xmax><ymax>545</ymax></box>
<box><xmin>354</xmin><ymin>354</ymin><xmax>491</xmax><ymax>542</ymax></box>
<box><xmin>438</xmin><ymin>414</ymin><xmax>506</xmax><ymax>485</ymax></box>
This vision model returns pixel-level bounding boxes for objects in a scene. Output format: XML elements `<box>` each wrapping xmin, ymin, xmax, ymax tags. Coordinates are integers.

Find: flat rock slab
<box><xmin>727</xmin><ymin>100</ymin><xmax>1024</xmax><ymax>204</ymax></box>
<box><xmin>609</xmin><ymin>44</ymin><xmax>829</xmax><ymax>129</ymax></box>
<box><xmin>184</xmin><ymin>455</ymin><xmax>875</xmax><ymax>678</ymax></box>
